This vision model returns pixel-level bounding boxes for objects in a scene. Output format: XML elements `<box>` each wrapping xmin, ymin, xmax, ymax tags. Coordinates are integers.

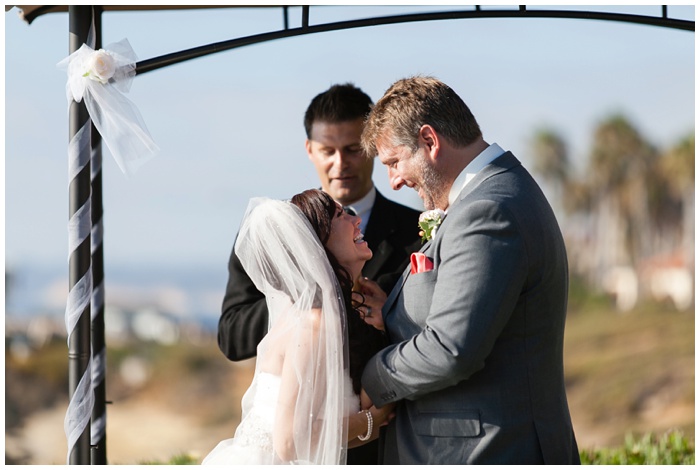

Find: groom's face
<box><xmin>306</xmin><ymin>119</ymin><xmax>374</xmax><ymax>206</ymax></box>
<box><xmin>377</xmin><ymin>141</ymin><xmax>446</xmax><ymax>210</ymax></box>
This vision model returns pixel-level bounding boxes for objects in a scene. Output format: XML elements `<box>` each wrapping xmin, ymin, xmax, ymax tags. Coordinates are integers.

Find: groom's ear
<box><xmin>418</xmin><ymin>124</ymin><xmax>440</xmax><ymax>161</ymax></box>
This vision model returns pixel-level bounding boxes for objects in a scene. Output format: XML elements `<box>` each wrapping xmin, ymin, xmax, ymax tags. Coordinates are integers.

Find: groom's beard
<box><xmin>418</xmin><ymin>155</ymin><xmax>450</xmax><ymax>211</ymax></box>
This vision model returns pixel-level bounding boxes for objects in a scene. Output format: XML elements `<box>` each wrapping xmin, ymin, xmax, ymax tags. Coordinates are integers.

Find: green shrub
<box><xmin>147</xmin><ymin>430</ymin><xmax>695</xmax><ymax>465</ymax></box>
<box><xmin>580</xmin><ymin>430</ymin><xmax>695</xmax><ymax>464</ymax></box>
<box><xmin>139</xmin><ymin>453</ymin><xmax>199</xmax><ymax>465</ymax></box>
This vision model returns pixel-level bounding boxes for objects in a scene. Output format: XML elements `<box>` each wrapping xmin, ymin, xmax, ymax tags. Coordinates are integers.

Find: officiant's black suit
<box><xmin>218</xmin><ymin>189</ymin><xmax>421</xmax><ymax>464</ymax></box>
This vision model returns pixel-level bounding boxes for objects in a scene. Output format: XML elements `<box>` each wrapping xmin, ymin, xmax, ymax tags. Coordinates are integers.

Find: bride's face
<box><xmin>325</xmin><ymin>203</ymin><xmax>372</xmax><ymax>280</ymax></box>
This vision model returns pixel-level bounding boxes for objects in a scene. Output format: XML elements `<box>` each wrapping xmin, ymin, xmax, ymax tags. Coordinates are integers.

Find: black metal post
<box><xmin>68</xmin><ymin>5</ymin><xmax>93</xmax><ymax>465</ymax></box>
<box><xmin>302</xmin><ymin>6</ymin><xmax>309</xmax><ymax>29</ymax></box>
<box><xmin>90</xmin><ymin>6</ymin><xmax>108</xmax><ymax>464</ymax></box>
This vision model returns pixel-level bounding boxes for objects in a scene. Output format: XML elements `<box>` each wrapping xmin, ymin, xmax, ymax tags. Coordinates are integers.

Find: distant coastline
<box><xmin>5</xmin><ymin>260</ymin><xmax>227</xmax><ymax>328</ymax></box>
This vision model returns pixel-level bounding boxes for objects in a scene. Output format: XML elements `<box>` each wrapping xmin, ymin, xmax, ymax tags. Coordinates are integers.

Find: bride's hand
<box><xmin>355</xmin><ymin>277</ymin><xmax>387</xmax><ymax>331</ymax></box>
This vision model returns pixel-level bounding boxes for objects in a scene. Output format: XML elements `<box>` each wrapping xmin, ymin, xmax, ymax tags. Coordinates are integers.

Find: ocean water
<box><xmin>5</xmin><ymin>260</ymin><xmax>228</xmax><ymax>331</ymax></box>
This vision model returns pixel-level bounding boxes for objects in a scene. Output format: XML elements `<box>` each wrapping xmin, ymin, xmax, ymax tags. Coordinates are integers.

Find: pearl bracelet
<box><xmin>357</xmin><ymin>410</ymin><xmax>373</xmax><ymax>441</ymax></box>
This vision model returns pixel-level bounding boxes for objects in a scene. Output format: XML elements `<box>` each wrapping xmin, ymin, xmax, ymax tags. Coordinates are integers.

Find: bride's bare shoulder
<box><xmin>301</xmin><ymin>307</ymin><xmax>323</xmax><ymax>330</ymax></box>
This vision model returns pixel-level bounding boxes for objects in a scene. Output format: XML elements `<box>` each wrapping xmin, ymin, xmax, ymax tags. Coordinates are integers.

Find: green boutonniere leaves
<box><xmin>418</xmin><ymin>209</ymin><xmax>446</xmax><ymax>242</ymax></box>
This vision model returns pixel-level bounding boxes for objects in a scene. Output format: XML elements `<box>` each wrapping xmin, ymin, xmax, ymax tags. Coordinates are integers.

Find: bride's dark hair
<box><xmin>291</xmin><ymin>189</ymin><xmax>386</xmax><ymax>395</ymax></box>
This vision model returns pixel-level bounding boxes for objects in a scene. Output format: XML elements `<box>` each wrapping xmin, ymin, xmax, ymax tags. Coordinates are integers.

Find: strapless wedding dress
<box><xmin>202</xmin><ymin>372</ymin><xmax>359</xmax><ymax>465</ymax></box>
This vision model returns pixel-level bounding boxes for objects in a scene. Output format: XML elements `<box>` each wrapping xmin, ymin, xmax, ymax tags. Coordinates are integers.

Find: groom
<box><xmin>359</xmin><ymin>76</ymin><xmax>580</xmax><ymax>464</ymax></box>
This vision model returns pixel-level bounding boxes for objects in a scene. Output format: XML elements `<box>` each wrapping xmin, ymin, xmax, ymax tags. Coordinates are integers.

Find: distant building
<box><xmin>105</xmin><ymin>304</ymin><xmax>181</xmax><ymax>345</ymax></box>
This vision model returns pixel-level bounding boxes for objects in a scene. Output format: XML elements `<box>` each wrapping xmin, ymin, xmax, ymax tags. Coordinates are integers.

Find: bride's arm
<box><xmin>272</xmin><ymin>308</ymin><xmax>323</xmax><ymax>462</ymax></box>
<box><xmin>272</xmin><ymin>307</ymin><xmax>391</xmax><ymax>460</ymax></box>
<box><xmin>346</xmin><ymin>403</ymin><xmax>395</xmax><ymax>447</ymax></box>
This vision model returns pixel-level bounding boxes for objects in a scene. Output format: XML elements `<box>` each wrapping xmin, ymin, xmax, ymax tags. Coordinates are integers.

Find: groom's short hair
<box><xmin>361</xmin><ymin>75</ymin><xmax>482</xmax><ymax>157</ymax></box>
<box><xmin>303</xmin><ymin>83</ymin><xmax>373</xmax><ymax>139</ymax></box>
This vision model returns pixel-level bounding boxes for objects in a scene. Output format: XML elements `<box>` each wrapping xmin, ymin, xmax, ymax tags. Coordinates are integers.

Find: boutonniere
<box><xmin>418</xmin><ymin>209</ymin><xmax>446</xmax><ymax>242</ymax></box>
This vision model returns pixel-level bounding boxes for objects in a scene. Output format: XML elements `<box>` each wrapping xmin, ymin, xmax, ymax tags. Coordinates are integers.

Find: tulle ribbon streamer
<box><xmin>57</xmin><ymin>37</ymin><xmax>159</xmax><ymax>176</ymax></box>
<box><xmin>58</xmin><ymin>19</ymin><xmax>157</xmax><ymax>463</ymax></box>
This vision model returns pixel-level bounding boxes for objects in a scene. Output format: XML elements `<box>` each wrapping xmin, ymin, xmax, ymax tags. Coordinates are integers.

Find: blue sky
<box><xmin>3</xmin><ymin>4</ymin><xmax>695</xmax><ymax>315</ymax></box>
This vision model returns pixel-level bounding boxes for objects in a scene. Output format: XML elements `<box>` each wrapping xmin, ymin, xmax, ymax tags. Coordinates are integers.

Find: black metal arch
<box><xmin>136</xmin><ymin>5</ymin><xmax>694</xmax><ymax>75</ymax></box>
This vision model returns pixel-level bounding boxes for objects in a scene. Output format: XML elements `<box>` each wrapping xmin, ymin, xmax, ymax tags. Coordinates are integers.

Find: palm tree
<box><xmin>533</xmin><ymin>129</ymin><xmax>570</xmax><ymax>185</ymax></box>
<box><xmin>531</xmin><ymin>128</ymin><xmax>596</xmax><ymax>283</ymax></box>
<box><xmin>532</xmin><ymin>128</ymin><xmax>597</xmax><ymax>213</ymax></box>
<box><xmin>588</xmin><ymin>114</ymin><xmax>656</xmax><ymax>286</ymax></box>
<box><xmin>659</xmin><ymin>132</ymin><xmax>695</xmax><ymax>267</ymax></box>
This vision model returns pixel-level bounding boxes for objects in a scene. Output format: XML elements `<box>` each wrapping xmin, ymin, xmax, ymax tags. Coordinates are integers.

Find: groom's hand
<box><xmin>355</xmin><ymin>277</ymin><xmax>387</xmax><ymax>331</ymax></box>
<box><xmin>375</xmin><ymin>402</ymin><xmax>396</xmax><ymax>427</ymax></box>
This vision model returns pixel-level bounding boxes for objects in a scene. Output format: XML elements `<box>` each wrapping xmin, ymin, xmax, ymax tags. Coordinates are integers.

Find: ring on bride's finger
<box><xmin>366</xmin><ymin>307</ymin><xmax>372</xmax><ymax>317</ymax></box>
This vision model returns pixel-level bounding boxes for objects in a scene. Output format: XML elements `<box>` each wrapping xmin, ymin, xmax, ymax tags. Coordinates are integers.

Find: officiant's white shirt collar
<box><xmin>447</xmin><ymin>143</ymin><xmax>504</xmax><ymax>209</ymax></box>
<box><xmin>341</xmin><ymin>185</ymin><xmax>375</xmax><ymax>234</ymax></box>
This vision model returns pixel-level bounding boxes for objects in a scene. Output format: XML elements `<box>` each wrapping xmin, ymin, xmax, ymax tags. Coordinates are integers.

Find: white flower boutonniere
<box><xmin>418</xmin><ymin>209</ymin><xmax>446</xmax><ymax>242</ymax></box>
<box><xmin>83</xmin><ymin>49</ymin><xmax>116</xmax><ymax>84</ymax></box>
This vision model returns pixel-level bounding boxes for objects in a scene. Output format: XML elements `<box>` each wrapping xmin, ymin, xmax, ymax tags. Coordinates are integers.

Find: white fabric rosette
<box><xmin>57</xmin><ymin>38</ymin><xmax>159</xmax><ymax>176</ymax></box>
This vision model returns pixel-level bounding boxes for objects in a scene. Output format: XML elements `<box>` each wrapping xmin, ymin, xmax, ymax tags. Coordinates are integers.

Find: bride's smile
<box><xmin>326</xmin><ymin>203</ymin><xmax>373</xmax><ymax>280</ymax></box>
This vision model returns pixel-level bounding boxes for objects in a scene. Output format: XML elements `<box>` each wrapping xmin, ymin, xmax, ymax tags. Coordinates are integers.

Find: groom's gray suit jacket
<box><xmin>362</xmin><ymin>152</ymin><xmax>580</xmax><ymax>464</ymax></box>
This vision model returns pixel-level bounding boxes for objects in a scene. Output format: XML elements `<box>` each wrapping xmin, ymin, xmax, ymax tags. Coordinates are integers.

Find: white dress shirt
<box><xmin>447</xmin><ymin>143</ymin><xmax>505</xmax><ymax>209</ymax></box>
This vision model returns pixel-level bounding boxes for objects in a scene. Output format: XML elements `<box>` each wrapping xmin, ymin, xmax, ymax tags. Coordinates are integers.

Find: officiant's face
<box><xmin>306</xmin><ymin>119</ymin><xmax>374</xmax><ymax>206</ymax></box>
<box><xmin>326</xmin><ymin>202</ymin><xmax>372</xmax><ymax>280</ymax></box>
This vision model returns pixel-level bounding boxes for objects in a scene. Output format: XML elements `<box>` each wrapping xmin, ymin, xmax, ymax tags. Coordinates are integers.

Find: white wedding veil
<box><xmin>232</xmin><ymin>197</ymin><xmax>350</xmax><ymax>464</ymax></box>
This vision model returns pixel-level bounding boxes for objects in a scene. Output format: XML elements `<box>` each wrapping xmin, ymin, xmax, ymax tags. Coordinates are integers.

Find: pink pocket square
<box><xmin>410</xmin><ymin>252</ymin><xmax>434</xmax><ymax>275</ymax></box>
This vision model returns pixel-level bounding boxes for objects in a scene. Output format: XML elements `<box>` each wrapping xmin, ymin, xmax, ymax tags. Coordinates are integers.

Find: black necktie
<box><xmin>343</xmin><ymin>206</ymin><xmax>357</xmax><ymax>216</ymax></box>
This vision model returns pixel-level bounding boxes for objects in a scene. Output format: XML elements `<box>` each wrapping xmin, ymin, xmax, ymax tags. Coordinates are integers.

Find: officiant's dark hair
<box><xmin>303</xmin><ymin>83</ymin><xmax>374</xmax><ymax>139</ymax></box>
<box><xmin>291</xmin><ymin>189</ymin><xmax>386</xmax><ymax>395</ymax></box>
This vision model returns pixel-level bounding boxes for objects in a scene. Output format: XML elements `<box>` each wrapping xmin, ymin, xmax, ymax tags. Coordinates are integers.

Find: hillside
<box><xmin>5</xmin><ymin>300</ymin><xmax>694</xmax><ymax>464</ymax></box>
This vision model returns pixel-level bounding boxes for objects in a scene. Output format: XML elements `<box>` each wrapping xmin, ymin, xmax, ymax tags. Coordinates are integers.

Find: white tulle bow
<box><xmin>57</xmin><ymin>39</ymin><xmax>159</xmax><ymax>176</ymax></box>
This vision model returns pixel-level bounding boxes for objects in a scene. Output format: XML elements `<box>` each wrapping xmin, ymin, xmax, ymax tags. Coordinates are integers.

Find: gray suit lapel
<box><xmin>380</xmin><ymin>155</ymin><xmax>519</xmax><ymax>317</ymax></box>
<box><xmin>382</xmin><ymin>238</ymin><xmax>433</xmax><ymax>315</ymax></box>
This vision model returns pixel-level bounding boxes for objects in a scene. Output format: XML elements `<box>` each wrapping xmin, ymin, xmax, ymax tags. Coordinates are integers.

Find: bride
<box><xmin>203</xmin><ymin>189</ymin><xmax>392</xmax><ymax>465</ymax></box>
